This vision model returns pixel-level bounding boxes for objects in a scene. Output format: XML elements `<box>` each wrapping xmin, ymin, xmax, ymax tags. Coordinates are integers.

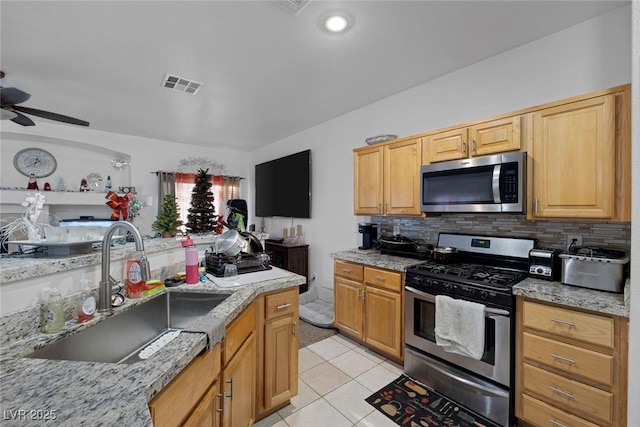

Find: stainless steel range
<box><xmin>404</xmin><ymin>233</ymin><xmax>535</xmax><ymax>427</ymax></box>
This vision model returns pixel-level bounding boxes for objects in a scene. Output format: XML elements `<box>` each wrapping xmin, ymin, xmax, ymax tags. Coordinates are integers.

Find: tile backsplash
<box><xmin>373</xmin><ymin>215</ymin><xmax>631</xmax><ymax>251</ymax></box>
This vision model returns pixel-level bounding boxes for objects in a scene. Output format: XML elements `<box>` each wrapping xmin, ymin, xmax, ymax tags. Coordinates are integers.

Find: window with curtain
<box><xmin>174</xmin><ymin>173</ymin><xmax>241</xmax><ymax>231</ymax></box>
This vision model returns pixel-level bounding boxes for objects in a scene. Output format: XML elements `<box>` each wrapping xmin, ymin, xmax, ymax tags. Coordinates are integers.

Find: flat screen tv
<box><xmin>254</xmin><ymin>149</ymin><xmax>311</xmax><ymax>218</ymax></box>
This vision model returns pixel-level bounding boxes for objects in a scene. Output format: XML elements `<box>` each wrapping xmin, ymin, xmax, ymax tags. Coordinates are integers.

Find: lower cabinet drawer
<box><xmin>265</xmin><ymin>288</ymin><xmax>297</xmax><ymax>320</ymax></box>
<box><xmin>364</xmin><ymin>267</ymin><xmax>402</xmax><ymax>292</ymax></box>
<box><xmin>522</xmin><ymin>332</ymin><xmax>613</xmax><ymax>386</ymax></box>
<box><xmin>522</xmin><ymin>363</ymin><xmax>613</xmax><ymax>425</ymax></box>
<box><xmin>522</xmin><ymin>394</ymin><xmax>600</xmax><ymax>427</ymax></box>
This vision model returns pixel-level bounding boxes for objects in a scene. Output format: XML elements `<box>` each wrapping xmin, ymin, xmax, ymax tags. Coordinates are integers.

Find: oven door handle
<box><xmin>405</xmin><ymin>286</ymin><xmax>510</xmax><ymax>317</ymax></box>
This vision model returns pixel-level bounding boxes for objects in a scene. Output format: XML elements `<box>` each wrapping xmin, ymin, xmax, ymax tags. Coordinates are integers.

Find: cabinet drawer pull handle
<box><xmin>341</xmin><ymin>268</ymin><xmax>352</xmax><ymax>273</ymax></box>
<box><xmin>378</xmin><ymin>203</ymin><xmax>382</xmax><ymax>213</ymax></box>
<box><xmin>472</xmin><ymin>139</ymin><xmax>476</xmax><ymax>154</ymax></box>
<box><xmin>549</xmin><ymin>386</ymin><xmax>574</xmax><ymax>399</ymax></box>
<box><xmin>551</xmin><ymin>318</ymin><xmax>576</xmax><ymax>327</ymax></box>
<box><xmin>363</xmin><ymin>289</ymin><xmax>366</xmax><ymax>301</ymax></box>
<box><xmin>357</xmin><ymin>289</ymin><xmax>361</xmax><ymax>299</ymax></box>
<box><xmin>216</xmin><ymin>393</ymin><xmax>225</xmax><ymax>415</ymax></box>
<box><xmin>548</xmin><ymin>419</ymin><xmax>568</xmax><ymax>427</ymax></box>
<box><xmin>374</xmin><ymin>276</ymin><xmax>385</xmax><ymax>281</ymax></box>
<box><xmin>535</xmin><ymin>198</ymin><xmax>539</xmax><ymax>214</ymax></box>
<box><xmin>292</xmin><ymin>321</ymin><xmax>297</xmax><ymax>336</ymax></box>
<box><xmin>226</xmin><ymin>378</ymin><xmax>234</xmax><ymax>400</ymax></box>
<box><xmin>551</xmin><ymin>353</ymin><xmax>576</xmax><ymax>364</ymax></box>
<box><xmin>461</xmin><ymin>140</ymin><xmax>466</xmax><ymax>154</ymax></box>
<box><xmin>276</xmin><ymin>303</ymin><xmax>292</xmax><ymax>310</ymax></box>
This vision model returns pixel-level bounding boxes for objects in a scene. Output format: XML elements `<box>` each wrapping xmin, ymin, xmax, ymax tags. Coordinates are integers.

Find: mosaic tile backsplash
<box><xmin>373</xmin><ymin>215</ymin><xmax>631</xmax><ymax>251</ymax></box>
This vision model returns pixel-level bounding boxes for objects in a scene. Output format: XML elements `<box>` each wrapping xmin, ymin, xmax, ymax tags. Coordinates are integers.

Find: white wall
<box><xmin>250</xmin><ymin>5</ymin><xmax>632</xmax><ymax>299</ymax></box>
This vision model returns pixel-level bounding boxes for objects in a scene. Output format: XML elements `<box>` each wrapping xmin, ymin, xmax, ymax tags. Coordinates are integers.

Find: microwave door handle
<box><xmin>492</xmin><ymin>164</ymin><xmax>501</xmax><ymax>203</ymax></box>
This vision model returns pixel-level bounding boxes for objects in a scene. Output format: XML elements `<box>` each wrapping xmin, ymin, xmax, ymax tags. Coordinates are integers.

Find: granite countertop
<box><xmin>0</xmin><ymin>270</ymin><xmax>305</xmax><ymax>426</ymax></box>
<box><xmin>0</xmin><ymin>234</ymin><xmax>219</xmax><ymax>284</ymax></box>
<box><xmin>513</xmin><ymin>277</ymin><xmax>630</xmax><ymax>318</ymax></box>
<box><xmin>333</xmin><ymin>249</ymin><xmax>630</xmax><ymax>318</ymax></box>
<box><xmin>332</xmin><ymin>248</ymin><xmax>422</xmax><ymax>272</ymax></box>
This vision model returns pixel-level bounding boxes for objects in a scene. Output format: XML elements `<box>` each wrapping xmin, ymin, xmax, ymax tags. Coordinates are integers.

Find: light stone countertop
<box><xmin>332</xmin><ymin>249</ymin><xmax>630</xmax><ymax>318</ymax></box>
<box><xmin>512</xmin><ymin>277</ymin><xmax>629</xmax><ymax>318</ymax></box>
<box><xmin>0</xmin><ymin>271</ymin><xmax>305</xmax><ymax>426</ymax></box>
<box><xmin>0</xmin><ymin>234</ymin><xmax>218</xmax><ymax>284</ymax></box>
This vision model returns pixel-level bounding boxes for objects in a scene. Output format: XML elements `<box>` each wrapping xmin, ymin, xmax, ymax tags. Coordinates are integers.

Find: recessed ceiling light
<box><xmin>324</xmin><ymin>14</ymin><xmax>349</xmax><ymax>33</ymax></box>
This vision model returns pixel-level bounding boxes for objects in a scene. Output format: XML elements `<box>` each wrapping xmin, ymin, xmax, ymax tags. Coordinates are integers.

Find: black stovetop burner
<box><xmin>407</xmin><ymin>260</ymin><xmax>527</xmax><ymax>289</ymax></box>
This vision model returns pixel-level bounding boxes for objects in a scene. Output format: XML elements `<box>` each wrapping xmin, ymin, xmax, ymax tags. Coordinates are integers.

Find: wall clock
<box><xmin>13</xmin><ymin>148</ymin><xmax>57</xmax><ymax>178</ymax></box>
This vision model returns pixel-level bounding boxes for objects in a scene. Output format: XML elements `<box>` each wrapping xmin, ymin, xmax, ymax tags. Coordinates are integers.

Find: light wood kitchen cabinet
<box><xmin>529</xmin><ymin>85</ymin><xmax>631</xmax><ymax>221</ymax></box>
<box><xmin>256</xmin><ymin>288</ymin><xmax>299</xmax><ymax>419</ymax></box>
<box><xmin>422</xmin><ymin>116</ymin><xmax>521</xmax><ymax>164</ymax></box>
<box><xmin>333</xmin><ymin>260</ymin><xmax>403</xmax><ymax>362</ymax></box>
<box><xmin>353</xmin><ymin>137</ymin><xmax>422</xmax><ymax>216</ymax></box>
<box><xmin>150</xmin><ymin>343</ymin><xmax>221</xmax><ymax>427</ymax></box>
<box><xmin>515</xmin><ymin>298</ymin><xmax>628</xmax><ymax>427</ymax></box>
<box><xmin>221</xmin><ymin>302</ymin><xmax>256</xmax><ymax>427</ymax></box>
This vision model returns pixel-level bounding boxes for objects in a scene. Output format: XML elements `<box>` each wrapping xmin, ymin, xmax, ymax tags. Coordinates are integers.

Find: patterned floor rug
<box><xmin>366</xmin><ymin>374</ymin><xmax>501</xmax><ymax>427</ymax></box>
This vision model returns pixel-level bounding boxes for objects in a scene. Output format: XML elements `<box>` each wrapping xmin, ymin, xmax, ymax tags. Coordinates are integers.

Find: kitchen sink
<box><xmin>26</xmin><ymin>291</ymin><xmax>231</xmax><ymax>364</ymax></box>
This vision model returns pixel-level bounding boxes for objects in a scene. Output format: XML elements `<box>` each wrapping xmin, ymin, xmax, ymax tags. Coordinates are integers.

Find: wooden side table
<box><xmin>264</xmin><ymin>241</ymin><xmax>308</xmax><ymax>293</ymax></box>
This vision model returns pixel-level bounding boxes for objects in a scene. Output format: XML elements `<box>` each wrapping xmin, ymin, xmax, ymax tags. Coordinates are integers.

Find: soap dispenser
<box><xmin>43</xmin><ymin>288</ymin><xmax>65</xmax><ymax>333</ymax></box>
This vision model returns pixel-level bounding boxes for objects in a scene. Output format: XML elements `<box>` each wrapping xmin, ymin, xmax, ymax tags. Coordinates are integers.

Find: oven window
<box><xmin>412</xmin><ymin>298</ymin><xmax>496</xmax><ymax>365</ymax></box>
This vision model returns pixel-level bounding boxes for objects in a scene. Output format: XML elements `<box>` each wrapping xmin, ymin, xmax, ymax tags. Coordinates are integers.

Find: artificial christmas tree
<box><xmin>152</xmin><ymin>194</ymin><xmax>183</xmax><ymax>237</ymax></box>
<box><xmin>185</xmin><ymin>168</ymin><xmax>217</xmax><ymax>234</ymax></box>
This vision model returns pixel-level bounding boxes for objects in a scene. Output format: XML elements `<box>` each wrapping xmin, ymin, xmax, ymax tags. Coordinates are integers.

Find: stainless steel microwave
<box><xmin>420</xmin><ymin>151</ymin><xmax>526</xmax><ymax>213</ymax></box>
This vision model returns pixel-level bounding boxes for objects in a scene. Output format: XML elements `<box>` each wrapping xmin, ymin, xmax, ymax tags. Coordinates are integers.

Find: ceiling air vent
<box><xmin>273</xmin><ymin>0</ymin><xmax>311</xmax><ymax>15</ymax></box>
<box><xmin>162</xmin><ymin>73</ymin><xmax>203</xmax><ymax>95</ymax></box>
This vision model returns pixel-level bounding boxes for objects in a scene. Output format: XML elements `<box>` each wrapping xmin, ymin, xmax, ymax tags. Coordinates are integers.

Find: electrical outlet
<box><xmin>567</xmin><ymin>234</ymin><xmax>583</xmax><ymax>249</ymax></box>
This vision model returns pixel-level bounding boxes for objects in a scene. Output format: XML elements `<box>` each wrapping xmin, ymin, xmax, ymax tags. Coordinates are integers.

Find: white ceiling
<box><xmin>0</xmin><ymin>0</ymin><xmax>628</xmax><ymax>151</ymax></box>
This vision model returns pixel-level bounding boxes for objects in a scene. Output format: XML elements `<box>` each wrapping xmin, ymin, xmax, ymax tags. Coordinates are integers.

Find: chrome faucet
<box><xmin>98</xmin><ymin>221</ymin><xmax>151</xmax><ymax>312</ymax></box>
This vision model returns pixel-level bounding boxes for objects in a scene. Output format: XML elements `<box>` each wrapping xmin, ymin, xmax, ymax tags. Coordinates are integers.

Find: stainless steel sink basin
<box><xmin>26</xmin><ymin>291</ymin><xmax>231</xmax><ymax>364</ymax></box>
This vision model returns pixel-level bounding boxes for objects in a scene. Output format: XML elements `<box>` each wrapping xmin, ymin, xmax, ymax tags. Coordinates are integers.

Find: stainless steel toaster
<box><xmin>559</xmin><ymin>247</ymin><xmax>629</xmax><ymax>293</ymax></box>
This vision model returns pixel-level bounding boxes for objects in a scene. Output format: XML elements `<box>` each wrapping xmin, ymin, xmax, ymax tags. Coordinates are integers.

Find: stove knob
<box><xmin>536</xmin><ymin>267</ymin><xmax>544</xmax><ymax>274</ymax></box>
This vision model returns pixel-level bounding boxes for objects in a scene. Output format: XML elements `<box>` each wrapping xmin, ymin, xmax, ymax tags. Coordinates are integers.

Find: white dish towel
<box><xmin>434</xmin><ymin>295</ymin><xmax>486</xmax><ymax>360</ymax></box>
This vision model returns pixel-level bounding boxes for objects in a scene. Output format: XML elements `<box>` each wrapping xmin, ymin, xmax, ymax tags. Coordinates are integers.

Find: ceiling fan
<box><xmin>0</xmin><ymin>71</ymin><xmax>89</xmax><ymax>127</ymax></box>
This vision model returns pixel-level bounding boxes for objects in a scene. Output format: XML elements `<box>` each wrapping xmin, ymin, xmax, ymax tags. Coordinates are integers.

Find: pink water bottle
<box><xmin>182</xmin><ymin>236</ymin><xmax>199</xmax><ymax>284</ymax></box>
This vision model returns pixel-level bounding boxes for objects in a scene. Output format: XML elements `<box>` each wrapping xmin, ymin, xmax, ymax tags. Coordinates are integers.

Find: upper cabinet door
<box><xmin>354</xmin><ymin>146</ymin><xmax>384</xmax><ymax>215</ymax></box>
<box><xmin>470</xmin><ymin>116</ymin><xmax>521</xmax><ymax>156</ymax></box>
<box><xmin>423</xmin><ymin>128</ymin><xmax>468</xmax><ymax>163</ymax></box>
<box><xmin>384</xmin><ymin>139</ymin><xmax>422</xmax><ymax>216</ymax></box>
<box><xmin>532</xmin><ymin>95</ymin><xmax>615</xmax><ymax>219</ymax></box>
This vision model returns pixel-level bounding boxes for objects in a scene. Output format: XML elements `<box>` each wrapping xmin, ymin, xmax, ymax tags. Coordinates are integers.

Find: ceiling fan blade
<box><xmin>12</xmin><ymin>105</ymin><xmax>89</xmax><ymax>126</ymax></box>
<box><xmin>9</xmin><ymin>110</ymin><xmax>36</xmax><ymax>126</ymax></box>
<box><xmin>0</xmin><ymin>108</ymin><xmax>18</xmax><ymax>120</ymax></box>
<box><xmin>0</xmin><ymin>87</ymin><xmax>32</xmax><ymax>105</ymax></box>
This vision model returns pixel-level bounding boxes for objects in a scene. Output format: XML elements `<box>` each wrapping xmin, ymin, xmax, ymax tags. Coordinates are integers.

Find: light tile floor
<box><xmin>255</xmin><ymin>334</ymin><xmax>402</xmax><ymax>427</ymax></box>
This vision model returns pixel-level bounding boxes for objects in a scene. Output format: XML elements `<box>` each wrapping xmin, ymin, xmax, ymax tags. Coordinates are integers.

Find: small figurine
<box><xmin>43</xmin><ymin>182</ymin><xmax>52</xmax><ymax>191</ymax></box>
<box><xmin>26</xmin><ymin>173</ymin><xmax>39</xmax><ymax>190</ymax></box>
<box><xmin>79</xmin><ymin>177</ymin><xmax>89</xmax><ymax>192</ymax></box>
<box><xmin>56</xmin><ymin>177</ymin><xmax>67</xmax><ymax>192</ymax></box>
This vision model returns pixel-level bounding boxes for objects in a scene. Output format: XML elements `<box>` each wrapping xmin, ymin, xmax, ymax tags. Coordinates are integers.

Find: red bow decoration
<box><xmin>105</xmin><ymin>191</ymin><xmax>131</xmax><ymax>221</ymax></box>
